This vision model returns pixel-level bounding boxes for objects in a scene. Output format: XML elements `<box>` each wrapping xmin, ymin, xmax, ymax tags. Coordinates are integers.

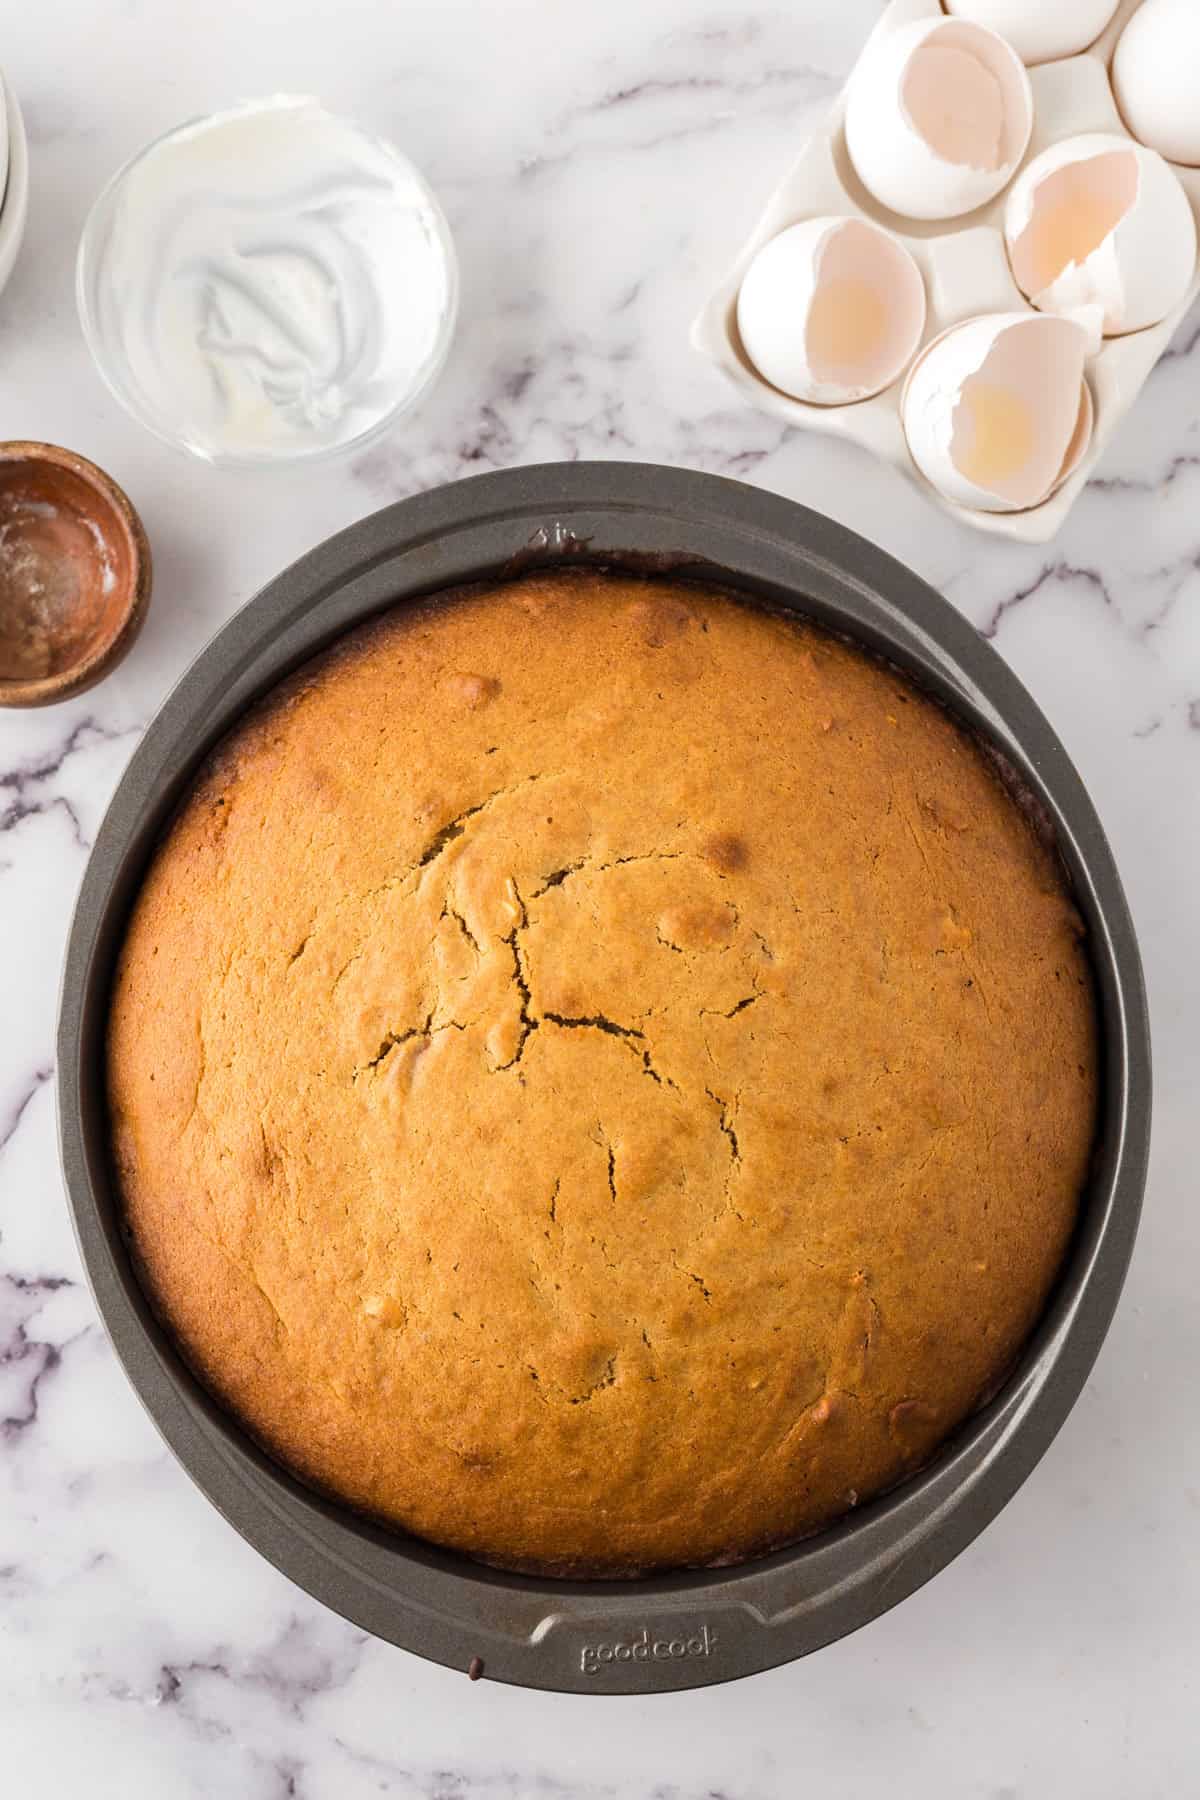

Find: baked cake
<box><xmin>108</xmin><ymin>571</ymin><xmax>1097</xmax><ymax>1575</ymax></box>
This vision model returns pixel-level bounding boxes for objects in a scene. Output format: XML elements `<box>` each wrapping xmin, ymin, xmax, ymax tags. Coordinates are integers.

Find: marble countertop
<box><xmin>2</xmin><ymin>1</ymin><xmax>1197</xmax><ymax>1793</ymax></box>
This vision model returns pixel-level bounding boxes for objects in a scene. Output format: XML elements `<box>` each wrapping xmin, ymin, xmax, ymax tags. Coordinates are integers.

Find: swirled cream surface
<box><xmin>82</xmin><ymin>98</ymin><xmax>456</xmax><ymax>462</ymax></box>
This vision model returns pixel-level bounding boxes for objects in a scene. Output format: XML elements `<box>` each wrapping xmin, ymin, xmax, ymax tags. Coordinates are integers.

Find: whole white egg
<box><xmin>1005</xmin><ymin>133</ymin><xmax>1197</xmax><ymax>336</ymax></box>
<box><xmin>1114</xmin><ymin>0</ymin><xmax>1200</xmax><ymax>167</ymax></box>
<box><xmin>844</xmin><ymin>16</ymin><xmax>1033</xmax><ymax>221</ymax></box>
<box><xmin>944</xmin><ymin>0</ymin><xmax>1120</xmax><ymax>65</ymax></box>
<box><xmin>902</xmin><ymin>313</ymin><xmax>1093</xmax><ymax>513</ymax></box>
<box><xmin>736</xmin><ymin>216</ymin><xmax>926</xmax><ymax>405</ymax></box>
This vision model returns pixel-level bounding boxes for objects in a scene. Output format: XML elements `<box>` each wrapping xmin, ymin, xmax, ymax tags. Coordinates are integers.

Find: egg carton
<box><xmin>691</xmin><ymin>0</ymin><xmax>1200</xmax><ymax>542</ymax></box>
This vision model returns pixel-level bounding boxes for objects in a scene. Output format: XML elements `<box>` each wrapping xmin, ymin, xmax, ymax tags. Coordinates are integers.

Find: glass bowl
<box><xmin>76</xmin><ymin>97</ymin><xmax>458</xmax><ymax>468</ymax></box>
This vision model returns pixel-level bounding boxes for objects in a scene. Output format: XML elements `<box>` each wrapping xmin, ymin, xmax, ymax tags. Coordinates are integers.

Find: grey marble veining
<box><xmin>1</xmin><ymin>1</ymin><xmax>1198</xmax><ymax>1794</ymax></box>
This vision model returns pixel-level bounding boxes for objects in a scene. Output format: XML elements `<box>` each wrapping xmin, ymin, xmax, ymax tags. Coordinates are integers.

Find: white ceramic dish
<box><xmin>0</xmin><ymin>71</ymin><xmax>29</xmax><ymax>302</ymax></box>
<box><xmin>0</xmin><ymin>70</ymin><xmax>9</xmax><ymax>203</ymax></box>
<box><xmin>692</xmin><ymin>0</ymin><xmax>1200</xmax><ymax>542</ymax></box>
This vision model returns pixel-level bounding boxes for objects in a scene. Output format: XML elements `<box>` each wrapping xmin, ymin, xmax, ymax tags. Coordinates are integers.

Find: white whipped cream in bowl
<box><xmin>77</xmin><ymin>97</ymin><xmax>457</xmax><ymax>465</ymax></box>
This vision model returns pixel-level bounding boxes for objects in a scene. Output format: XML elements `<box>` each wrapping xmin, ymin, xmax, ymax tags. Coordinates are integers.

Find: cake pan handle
<box><xmin>525</xmin><ymin>1602</ymin><xmax>770</xmax><ymax>1689</ymax></box>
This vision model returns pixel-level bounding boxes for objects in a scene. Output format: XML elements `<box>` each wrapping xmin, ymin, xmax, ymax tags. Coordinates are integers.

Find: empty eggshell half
<box><xmin>902</xmin><ymin>312</ymin><xmax>1093</xmax><ymax>513</ymax></box>
<box><xmin>844</xmin><ymin>17</ymin><xmax>1033</xmax><ymax>221</ymax></box>
<box><xmin>1005</xmin><ymin>134</ymin><xmax>1197</xmax><ymax>337</ymax></box>
<box><xmin>736</xmin><ymin>217</ymin><xmax>926</xmax><ymax>405</ymax></box>
<box><xmin>944</xmin><ymin>0</ymin><xmax>1120</xmax><ymax>66</ymax></box>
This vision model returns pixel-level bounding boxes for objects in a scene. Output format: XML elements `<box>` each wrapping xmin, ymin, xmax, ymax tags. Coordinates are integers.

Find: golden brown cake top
<box><xmin>108</xmin><ymin>571</ymin><xmax>1096</xmax><ymax>1574</ymax></box>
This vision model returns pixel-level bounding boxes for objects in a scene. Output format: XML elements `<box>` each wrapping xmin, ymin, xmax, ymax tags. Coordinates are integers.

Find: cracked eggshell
<box><xmin>735</xmin><ymin>216</ymin><xmax>926</xmax><ymax>405</ymax></box>
<box><xmin>843</xmin><ymin>16</ymin><xmax>1033</xmax><ymax>221</ymax></box>
<box><xmin>944</xmin><ymin>0</ymin><xmax>1120</xmax><ymax>65</ymax></box>
<box><xmin>902</xmin><ymin>312</ymin><xmax>1093</xmax><ymax>513</ymax></box>
<box><xmin>1005</xmin><ymin>133</ymin><xmax>1197</xmax><ymax>337</ymax></box>
<box><xmin>1113</xmin><ymin>0</ymin><xmax>1200</xmax><ymax>168</ymax></box>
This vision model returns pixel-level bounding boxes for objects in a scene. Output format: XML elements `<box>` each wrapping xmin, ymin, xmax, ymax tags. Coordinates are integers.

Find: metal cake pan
<box><xmin>58</xmin><ymin>463</ymin><xmax>1151</xmax><ymax>1694</ymax></box>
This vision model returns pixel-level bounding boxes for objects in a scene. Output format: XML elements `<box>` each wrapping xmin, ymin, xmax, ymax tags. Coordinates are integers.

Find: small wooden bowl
<box><xmin>0</xmin><ymin>442</ymin><xmax>152</xmax><ymax>707</ymax></box>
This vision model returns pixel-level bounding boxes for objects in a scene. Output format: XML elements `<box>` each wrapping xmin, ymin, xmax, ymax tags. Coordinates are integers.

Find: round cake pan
<box><xmin>58</xmin><ymin>464</ymin><xmax>1150</xmax><ymax>1694</ymax></box>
